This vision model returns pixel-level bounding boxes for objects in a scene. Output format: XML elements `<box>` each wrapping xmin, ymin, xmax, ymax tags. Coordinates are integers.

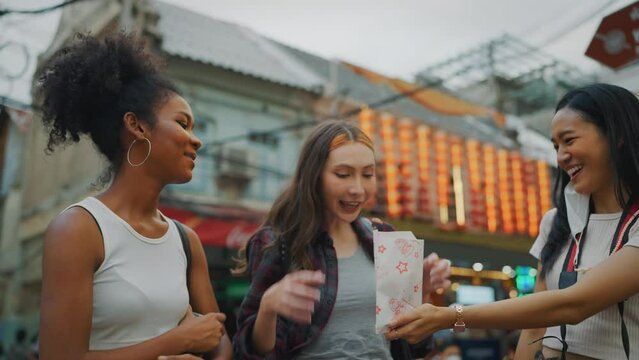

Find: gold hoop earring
<box><xmin>127</xmin><ymin>138</ymin><xmax>151</xmax><ymax>167</ymax></box>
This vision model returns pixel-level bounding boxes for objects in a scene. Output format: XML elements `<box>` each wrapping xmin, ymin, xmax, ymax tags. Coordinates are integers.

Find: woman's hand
<box><xmin>158</xmin><ymin>355</ymin><xmax>202</xmax><ymax>359</ymax></box>
<box><xmin>177</xmin><ymin>306</ymin><xmax>226</xmax><ymax>354</ymax></box>
<box><xmin>386</xmin><ymin>303</ymin><xmax>454</xmax><ymax>344</ymax></box>
<box><xmin>261</xmin><ymin>270</ymin><xmax>325</xmax><ymax>324</ymax></box>
<box><xmin>422</xmin><ymin>253</ymin><xmax>451</xmax><ymax>301</ymax></box>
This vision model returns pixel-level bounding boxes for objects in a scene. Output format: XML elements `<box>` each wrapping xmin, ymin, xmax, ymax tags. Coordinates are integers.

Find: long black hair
<box><xmin>539</xmin><ymin>83</ymin><xmax>639</xmax><ymax>279</ymax></box>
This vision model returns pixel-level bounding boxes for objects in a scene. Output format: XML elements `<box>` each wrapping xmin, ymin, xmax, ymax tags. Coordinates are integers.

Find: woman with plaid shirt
<box><xmin>233</xmin><ymin>120</ymin><xmax>451</xmax><ymax>359</ymax></box>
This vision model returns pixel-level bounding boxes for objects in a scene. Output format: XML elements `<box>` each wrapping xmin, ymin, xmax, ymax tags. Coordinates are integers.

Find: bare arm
<box><xmin>390</xmin><ymin>246</ymin><xmax>639</xmax><ymax>343</ymax></box>
<box><xmin>39</xmin><ymin>209</ymin><xmax>221</xmax><ymax>360</ymax></box>
<box><xmin>513</xmin><ymin>262</ymin><xmax>546</xmax><ymax>360</ymax></box>
<box><xmin>39</xmin><ymin>209</ymin><xmax>191</xmax><ymax>360</ymax></box>
<box><xmin>464</xmin><ymin>246</ymin><xmax>639</xmax><ymax>328</ymax></box>
<box><xmin>183</xmin><ymin>226</ymin><xmax>232</xmax><ymax>360</ymax></box>
<box><xmin>251</xmin><ymin>294</ymin><xmax>279</xmax><ymax>355</ymax></box>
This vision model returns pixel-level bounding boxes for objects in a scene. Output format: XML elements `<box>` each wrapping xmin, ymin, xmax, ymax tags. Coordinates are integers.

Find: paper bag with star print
<box><xmin>373</xmin><ymin>230</ymin><xmax>424</xmax><ymax>334</ymax></box>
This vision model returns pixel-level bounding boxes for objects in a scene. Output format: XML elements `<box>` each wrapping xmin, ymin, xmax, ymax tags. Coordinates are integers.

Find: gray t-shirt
<box><xmin>295</xmin><ymin>245</ymin><xmax>392</xmax><ymax>360</ymax></box>
<box><xmin>530</xmin><ymin>208</ymin><xmax>639</xmax><ymax>359</ymax></box>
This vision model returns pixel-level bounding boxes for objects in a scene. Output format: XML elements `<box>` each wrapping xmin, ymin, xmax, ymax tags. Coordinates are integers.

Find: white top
<box><xmin>530</xmin><ymin>198</ymin><xmax>639</xmax><ymax>359</ymax></box>
<box><xmin>66</xmin><ymin>197</ymin><xmax>189</xmax><ymax>350</ymax></box>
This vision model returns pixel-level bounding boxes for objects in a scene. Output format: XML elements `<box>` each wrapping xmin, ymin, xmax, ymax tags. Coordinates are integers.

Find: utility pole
<box><xmin>326</xmin><ymin>59</ymin><xmax>340</xmax><ymax>118</ymax></box>
<box><xmin>0</xmin><ymin>108</ymin><xmax>29</xmax><ymax>351</ymax></box>
<box><xmin>119</xmin><ymin>0</ymin><xmax>134</xmax><ymax>30</ymax></box>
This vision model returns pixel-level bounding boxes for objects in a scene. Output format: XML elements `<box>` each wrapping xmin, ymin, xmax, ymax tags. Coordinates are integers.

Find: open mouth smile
<box><xmin>566</xmin><ymin>165</ymin><xmax>582</xmax><ymax>179</ymax></box>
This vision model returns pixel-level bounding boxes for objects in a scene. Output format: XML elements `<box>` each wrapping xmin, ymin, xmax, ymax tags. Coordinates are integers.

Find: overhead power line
<box><xmin>193</xmin><ymin>83</ymin><xmax>441</xmax><ymax>179</ymax></box>
<box><xmin>534</xmin><ymin>0</ymin><xmax>620</xmax><ymax>49</ymax></box>
<box><xmin>201</xmin><ymin>82</ymin><xmax>433</xmax><ymax>150</ymax></box>
<box><xmin>203</xmin><ymin>1</ymin><xmax>623</xmax><ymax>150</ymax></box>
<box><xmin>0</xmin><ymin>0</ymin><xmax>90</xmax><ymax>17</ymax></box>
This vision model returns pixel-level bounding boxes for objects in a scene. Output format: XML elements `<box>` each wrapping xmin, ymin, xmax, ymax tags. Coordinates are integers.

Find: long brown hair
<box><xmin>233</xmin><ymin>120</ymin><xmax>374</xmax><ymax>275</ymax></box>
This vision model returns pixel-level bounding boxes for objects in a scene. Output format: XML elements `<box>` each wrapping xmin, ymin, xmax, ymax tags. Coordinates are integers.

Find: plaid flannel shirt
<box><xmin>233</xmin><ymin>217</ymin><xmax>432</xmax><ymax>359</ymax></box>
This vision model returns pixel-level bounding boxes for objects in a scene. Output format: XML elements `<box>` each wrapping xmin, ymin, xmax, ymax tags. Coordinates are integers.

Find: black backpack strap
<box><xmin>174</xmin><ymin>220</ymin><xmax>192</xmax><ymax>283</ymax></box>
<box><xmin>609</xmin><ymin>203</ymin><xmax>639</xmax><ymax>360</ymax></box>
<box><xmin>619</xmin><ymin>301</ymin><xmax>630</xmax><ymax>360</ymax></box>
<box><xmin>173</xmin><ymin>220</ymin><xmax>213</xmax><ymax>360</ymax></box>
<box><xmin>614</xmin><ymin>212</ymin><xmax>639</xmax><ymax>360</ymax></box>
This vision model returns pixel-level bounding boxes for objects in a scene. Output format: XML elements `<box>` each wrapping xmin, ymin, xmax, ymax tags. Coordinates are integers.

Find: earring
<box><xmin>127</xmin><ymin>138</ymin><xmax>152</xmax><ymax>167</ymax></box>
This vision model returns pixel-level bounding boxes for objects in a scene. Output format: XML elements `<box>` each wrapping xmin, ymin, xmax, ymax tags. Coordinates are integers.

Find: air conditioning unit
<box><xmin>217</xmin><ymin>146</ymin><xmax>258</xmax><ymax>180</ymax></box>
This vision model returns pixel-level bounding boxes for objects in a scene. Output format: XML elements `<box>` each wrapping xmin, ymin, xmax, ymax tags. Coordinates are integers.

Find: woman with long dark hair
<box><xmin>386</xmin><ymin>83</ymin><xmax>639</xmax><ymax>360</ymax></box>
<box><xmin>38</xmin><ymin>33</ymin><xmax>231</xmax><ymax>359</ymax></box>
<box><xmin>232</xmin><ymin>120</ymin><xmax>451</xmax><ymax>359</ymax></box>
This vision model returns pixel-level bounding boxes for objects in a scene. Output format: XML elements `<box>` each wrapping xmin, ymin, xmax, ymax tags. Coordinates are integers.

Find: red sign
<box><xmin>161</xmin><ymin>207</ymin><xmax>260</xmax><ymax>248</ymax></box>
<box><xmin>586</xmin><ymin>1</ymin><xmax>639</xmax><ymax>69</ymax></box>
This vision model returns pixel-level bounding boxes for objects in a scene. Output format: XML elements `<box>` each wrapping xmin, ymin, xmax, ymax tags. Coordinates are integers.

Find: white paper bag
<box><xmin>374</xmin><ymin>230</ymin><xmax>424</xmax><ymax>334</ymax></box>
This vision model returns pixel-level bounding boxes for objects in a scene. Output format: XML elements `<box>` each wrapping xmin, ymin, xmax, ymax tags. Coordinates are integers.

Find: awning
<box><xmin>160</xmin><ymin>207</ymin><xmax>260</xmax><ymax>248</ymax></box>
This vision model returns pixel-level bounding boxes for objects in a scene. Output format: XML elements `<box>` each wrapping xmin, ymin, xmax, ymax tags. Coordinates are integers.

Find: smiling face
<box><xmin>551</xmin><ymin>107</ymin><xmax>614</xmax><ymax>198</ymax></box>
<box><xmin>146</xmin><ymin>94</ymin><xmax>202</xmax><ymax>183</ymax></box>
<box><xmin>320</xmin><ymin>142</ymin><xmax>376</xmax><ymax>227</ymax></box>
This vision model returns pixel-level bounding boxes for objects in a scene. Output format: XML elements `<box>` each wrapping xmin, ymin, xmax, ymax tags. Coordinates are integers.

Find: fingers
<box><xmin>288</xmin><ymin>282</ymin><xmax>321</xmax><ymax>301</ymax></box>
<box><xmin>285</xmin><ymin>271</ymin><xmax>324</xmax><ymax>302</ymax></box>
<box><xmin>210</xmin><ymin>312</ymin><xmax>227</xmax><ymax>322</ymax></box>
<box><xmin>432</xmin><ymin>260</ymin><xmax>452</xmax><ymax>287</ymax></box>
<box><xmin>184</xmin><ymin>309</ymin><xmax>225</xmax><ymax>328</ymax></box>
<box><xmin>202</xmin><ymin>312</ymin><xmax>226</xmax><ymax>330</ymax></box>
<box><xmin>431</xmin><ymin>257</ymin><xmax>449</xmax><ymax>272</ymax></box>
<box><xmin>288</xmin><ymin>270</ymin><xmax>325</xmax><ymax>288</ymax></box>
<box><xmin>280</xmin><ymin>307</ymin><xmax>314</xmax><ymax>324</ymax></box>
<box><xmin>423</xmin><ymin>253</ymin><xmax>452</xmax><ymax>291</ymax></box>
<box><xmin>278</xmin><ymin>287</ymin><xmax>318</xmax><ymax>323</ymax></box>
<box><xmin>158</xmin><ymin>355</ymin><xmax>202</xmax><ymax>360</ymax></box>
<box><xmin>386</xmin><ymin>318</ymin><xmax>428</xmax><ymax>344</ymax></box>
<box><xmin>422</xmin><ymin>253</ymin><xmax>439</xmax><ymax>276</ymax></box>
<box><xmin>179</xmin><ymin>305</ymin><xmax>196</xmax><ymax>325</ymax></box>
<box><xmin>423</xmin><ymin>252</ymin><xmax>439</xmax><ymax>268</ymax></box>
<box><xmin>388</xmin><ymin>309</ymin><xmax>420</xmax><ymax>329</ymax></box>
<box><xmin>202</xmin><ymin>314</ymin><xmax>225</xmax><ymax>341</ymax></box>
<box><xmin>275</xmin><ymin>292</ymin><xmax>316</xmax><ymax>323</ymax></box>
<box><xmin>388</xmin><ymin>304</ymin><xmax>440</xmax><ymax>343</ymax></box>
<box><xmin>385</xmin><ymin>328</ymin><xmax>400</xmax><ymax>341</ymax></box>
<box><xmin>272</xmin><ymin>271</ymin><xmax>325</xmax><ymax>324</ymax></box>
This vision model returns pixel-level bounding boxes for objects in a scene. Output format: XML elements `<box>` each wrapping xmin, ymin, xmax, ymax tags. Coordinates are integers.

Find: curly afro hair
<box><xmin>37</xmin><ymin>32</ymin><xmax>180</xmax><ymax>179</ymax></box>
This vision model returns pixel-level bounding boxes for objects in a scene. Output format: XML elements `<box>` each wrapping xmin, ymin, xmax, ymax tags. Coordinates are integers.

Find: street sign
<box><xmin>586</xmin><ymin>1</ymin><xmax>639</xmax><ymax>69</ymax></box>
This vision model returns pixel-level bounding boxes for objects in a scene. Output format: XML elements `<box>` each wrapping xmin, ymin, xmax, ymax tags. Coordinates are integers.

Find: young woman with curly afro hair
<box><xmin>37</xmin><ymin>32</ymin><xmax>232</xmax><ymax>360</ymax></box>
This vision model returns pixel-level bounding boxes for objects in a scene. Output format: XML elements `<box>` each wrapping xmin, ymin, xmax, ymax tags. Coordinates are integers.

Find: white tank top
<box><xmin>65</xmin><ymin>197</ymin><xmax>189</xmax><ymax>350</ymax></box>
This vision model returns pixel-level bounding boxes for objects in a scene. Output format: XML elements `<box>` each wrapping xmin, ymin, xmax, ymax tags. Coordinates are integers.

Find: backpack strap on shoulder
<box><xmin>607</xmin><ymin>201</ymin><xmax>639</xmax><ymax>360</ymax></box>
<box><xmin>174</xmin><ymin>220</ymin><xmax>192</xmax><ymax>283</ymax></box>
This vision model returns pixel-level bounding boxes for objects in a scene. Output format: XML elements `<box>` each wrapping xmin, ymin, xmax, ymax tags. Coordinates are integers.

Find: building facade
<box><xmin>0</xmin><ymin>0</ymin><xmax>557</xmax><ymax>343</ymax></box>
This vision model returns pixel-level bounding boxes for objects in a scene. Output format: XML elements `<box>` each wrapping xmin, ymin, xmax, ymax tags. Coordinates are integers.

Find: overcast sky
<box><xmin>161</xmin><ymin>0</ymin><xmax>633</xmax><ymax>77</ymax></box>
<box><xmin>1</xmin><ymin>0</ymin><xmax>635</xmax><ymax>104</ymax></box>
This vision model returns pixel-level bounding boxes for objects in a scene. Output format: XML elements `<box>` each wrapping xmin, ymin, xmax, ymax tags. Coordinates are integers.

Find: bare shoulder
<box><xmin>177</xmin><ymin>222</ymin><xmax>202</xmax><ymax>249</ymax></box>
<box><xmin>45</xmin><ymin>206</ymin><xmax>104</xmax><ymax>268</ymax></box>
<box><xmin>180</xmin><ymin>223</ymin><xmax>198</xmax><ymax>240</ymax></box>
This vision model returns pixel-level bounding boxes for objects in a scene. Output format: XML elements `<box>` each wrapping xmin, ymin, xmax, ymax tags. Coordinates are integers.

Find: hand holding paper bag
<box><xmin>374</xmin><ymin>230</ymin><xmax>424</xmax><ymax>334</ymax></box>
